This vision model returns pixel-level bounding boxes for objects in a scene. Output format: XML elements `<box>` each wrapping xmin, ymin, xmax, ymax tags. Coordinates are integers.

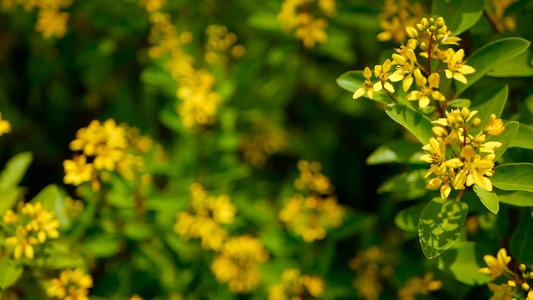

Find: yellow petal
<box><xmin>403</xmin><ymin>75</ymin><xmax>413</xmax><ymax>92</ymax></box>
<box><xmin>454</xmin><ymin>73</ymin><xmax>468</xmax><ymax>84</ymax></box>
<box><xmin>384</xmin><ymin>82</ymin><xmax>395</xmax><ymax>93</ymax></box>
<box><xmin>445</xmin><ymin>158</ymin><xmax>464</xmax><ymax>169</ymax></box>
<box><xmin>373</xmin><ymin>81</ymin><xmax>383</xmax><ymax>92</ymax></box>
<box><xmin>461</xmin><ymin>64</ymin><xmax>476</xmax><ymax>74</ymax></box>
<box><xmin>406</xmin><ymin>90</ymin><xmax>421</xmax><ymax>101</ymax></box>
<box><xmin>353</xmin><ymin>88</ymin><xmax>365</xmax><ymax>99</ymax></box>
<box><xmin>444</xmin><ymin>69</ymin><xmax>453</xmax><ymax>79</ymax></box>
<box><xmin>419</xmin><ymin>96</ymin><xmax>430</xmax><ymax>108</ymax></box>
<box><xmin>440</xmin><ymin>183</ymin><xmax>451</xmax><ymax>199</ymax></box>
<box><xmin>428</xmin><ymin>73</ymin><xmax>440</xmax><ymax>89</ymax></box>
<box><xmin>363</xmin><ymin>67</ymin><xmax>372</xmax><ymax>79</ymax></box>
<box><xmin>431</xmin><ymin>91</ymin><xmax>446</xmax><ymax>101</ymax></box>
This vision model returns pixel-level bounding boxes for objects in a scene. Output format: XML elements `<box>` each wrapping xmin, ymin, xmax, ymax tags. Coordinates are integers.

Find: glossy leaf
<box><xmin>377</xmin><ymin>169</ymin><xmax>428</xmax><ymax>201</ymax></box>
<box><xmin>438</xmin><ymin>242</ymin><xmax>491</xmax><ymax>286</ymax></box>
<box><xmin>337</xmin><ymin>71</ymin><xmax>392</xmax><ymax>104</ymax></box>
<box><xmin>456</xmin><ymin>38</ymin><xmax>531</xmax><ymax>96</ymax></box>
<box><xmin>510</xmin><ymin>214</ymin><xmax>533</xmax><ymax>264</ymax></box>
<box><xmin>384</xmin><ymin>104</ymin><xmax>434</xmax><ymax>144</ymax></box>
<box><xmin>492</xmin><ymin>163</ymin><xmax>533</xmax><ymax>192</ymax></box>
<box><xmin>488</xmin><ymin>121</ymin><xmax>518</xmax><ymax>161</ymax></box>
<box><xmin>0</xmin><ymin>152</ymin><xmax>33</xmax><ymax>189</ymax></box>
<box><xmin>0</xmin><ymin>187</ymin><xmax>22</xmax><ymax>215</ymax></box>
<box><xmin>487</xmin><ymin>50</ymin><xmax>533</xmax><ymax>78</ymax></box>
<box><xmin>395</xmin><ymin>204</ymin><xmax>425</xmax><ymax>232</ymax></box>
<box><xmin>509</xmin><ymin>123</ymin><xmax>533</xmax><ymax>149</ymax></box>
<box><xmin>473</xmin><ymin>186</ymin><xmax>499</xmax><ymax>214</ymax></box>
<box><xmin>432</xmin><ymin>0</ymin><xmax>484</xmax><ymax>36</ymax></box>
<box><xmin>366</xmin><ymin>140</ymin><xmax>425</xmax><ymax>165</ymax></box>
<box><xmin>470</xmin><ymin>85</ymin><xmax>507</xmax><ymax>135</ymax></box>
<box><xmin>0</xmin><ymin>257</ymin><xmax>23</xmax><ymax>289</ymax></box>
<box><xmin>498</xmin><ymin>191</ymin><xmax>533</xmax><ymax>207</ymax></box>
<box><xmin>418</xmin><ymin>197</ymin><xmax>468</xmax><ymax>259</ymax></box>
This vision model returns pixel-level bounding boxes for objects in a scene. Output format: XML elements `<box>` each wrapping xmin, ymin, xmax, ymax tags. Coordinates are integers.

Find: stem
<box><xmin>456</xmin><ymin>190</ymin><xmax>464</xmax><ymax>201</ymax></box>
<box><xmin>384</xmin><ymin>89</ymin><xmax>397</xmax><ymax>103</ymax></box>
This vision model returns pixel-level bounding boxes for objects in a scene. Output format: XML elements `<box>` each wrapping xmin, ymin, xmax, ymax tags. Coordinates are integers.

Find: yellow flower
<box><xmin>140</xmin><ymin>0</ymin><xmax>167</xmax><ymax>12</ymax></box>
<box><xmin>353</xmin><ymin>67</ymin><xmax>375</xmax><ymax>100</ymax></box>
<box><xmin>0</xmin><ymin>112</ymin><xmax>12</xmax><ymax>136</ymax></box>
<box><xmin>3</xmin><ymin>210</ymin><xmax>18</xmax><ymax>225</ymax></box>
<box><xmin>487</xmin><ymin>283</ymin><xmax>514</xmax><ymax>300</ymax></box>
<box><xmin>420</xmin><ymin>137</ymin><xmax>448</xmax><ymax>177</ymax></box>
<box><xmin>453</xmin><ymin>146</ymin><xmax>496</xmax><ymax>191</ymax></box>
<box><xmin>63</xmin><ymin>155</ymin><xmax>94</xmax><ymax>186</ymax></box>
<box><xmin>5</xmin><ymin>226</ymin><xmax>38</xmax><ymax>259</ymax></box>
<box><xmin>47</xmin><ymin>268</ymin><xmax>93</xmax><ymax>300</ymax></box>
<box><xmin>69</xmin><ymin>120</ymin><xmax>105</xmax><ymax>156</ymax></box>
<box><xmin>318</xmin><ymin>0</ymin><xmax>336</xmax><ymax>17</ymax></box>
<box><xmin>479</xmin><ymin>248</ymin><xmax>511</xmax><ymax>280</ymax></box>
<box><xmin>444</xmin><ymin>48</ymin><xmax>475</xmax><ymax>84</ymax></box>
<box><xmin>373</xmin><ymin>59</ymin><xmax>398</xmax><ymax>94</ymax></box>
<box><xmin>484</xmin><ymin>114</ymin><xmax>506</xmax><ymax>136</ymax></box>
<box><xmin>390</xmin><ymin>46</ymin><xmax>417</xmax><ymax>91</ymax></box>
<box><xmin>406</xmin><ymin>71</ymin><xmax>445</xmax><ymax>108</ymax></box>
<box><xmin>35</xmin><ymin>8</ymin><xmax>69</xmax><ymax>39</ymax></box>
<box><xmin>295</xmin><ymin>14</ymin><xmax>328</xmax><ymax>49</ymax></box>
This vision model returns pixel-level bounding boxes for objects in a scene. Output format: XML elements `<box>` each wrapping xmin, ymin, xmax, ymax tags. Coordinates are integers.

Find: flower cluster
<box><xmin>349</xmin><ymin>246</ymin><xmax>395</xmax><ymax>300</ymax></box>
<box><xmin>278</xmin><ymin>0</ymin><xmax>336</xmax><ymax>49</ymax></box>
<box><xmin>279</xmin><ymin>160</ymin><xmax>344</xmax><ymax>242</ymax></box>
<box><xmin>422</xmin><ymin>107</ymin><xmax>505</xmax><ymax>199</ymax></box>
<box><xmin>398</xmin><ymin>272</ymin><xmax>443</xmax><ymax>300</ymax></box>
<box><xmin>147</xmin><ymin>10</ymin><xmax>222</xmax><ymax>129</ymax></box>
<box><xmin>240</xmin><ymin>118</ymin><xmax>287</xmax><ymax>167</ymax></box>
<box><xmin>205</xmin><ymin>25</ymin><xmax>245</xmax><ymax>65</ymax></box>
<box><xmin>377</xmin><ymin>0</ymin><xmax>426</xmax><ymax>43</ymax></box>
<box><xmin>139</xmin><ymin>0</ymin><xmax>167</xmax><ymax>13</ymax></box>
<box><xmin>3</xmin><ymin>202</ymin><xmax>60</xmax><ymax>260</ymax></box>
<box><xmin>354</xmin><ymin>17</ymin><xmax>475</xmax><ymax>110</ymax></box>
<box><xmin>0</xmin><ymin>111</ymin><xmax>11</xmax><ymax>136</ymax></box>
<box><xmin>479</xmin><ymin>248</ymin><xmax>533</xmax><ymax>300</ymax></box>
<box><xmin>267</xmin><ymin>269</ymin><xmax>324</xmax><ymax>300</ymax></box>
<box><xmin>485</xmin><ymin>0</ymin><xmax>518</xmax><ymax>33</ymax></box>
<box><xmin>47</xmin><ymin>268</ymin><xmax>93</xmax><ymax>300</ymax></box>
<box><xmin>173</xmin><ymin>183</ymin><xmax>237</xmax><ymax>251</ymax></box>
<box><xmin>1</xmin><ymin>0</ymin><xmax>73</xmax><ymax>39</ymax></box>
<box><xmin>210</xmin><ymin>235</ymin><xmax>269</xmax><ymax>294</ymax></box>
<box><xmin>63</xmin><ymin>119</ymin><xmax>153</xmax><ymax>191</ymax></box>
<box><xmin>63</xmin><ymin>196</ymin><xmax>84</xmax><ymax>220</ymax></box>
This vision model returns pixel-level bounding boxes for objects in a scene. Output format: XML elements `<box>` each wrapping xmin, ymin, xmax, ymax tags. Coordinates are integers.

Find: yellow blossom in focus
<box><xmin>353</xmin><ymin>67</ymin><xmax>376</xmax><ymax>100</ymax></box>
<box><xmin>484</xmin><ymin>114</ymin><xmax>506</xmax><ymax>136</ymax></box>
<box><xmin>406</xmin><ymin>71</ymin><xmax>445</xmax><ymax>108</ymax></box>
<box><xmin>479</xmin><ymin>248</ymin><xmax>511</xmax><ymax>280</ymax></box>
<box><xmin>211</xmin><ymin>235</ymin><xmax>269</xmax><ymax>294</ymax></box>
<box><xmin>444</xmin><ymin>48</ymin><xmax>475</xmax><ymax>84</ymax></box>
<box><xmin>35</xmin><ymin>8</ymin><xmax>69</xmax><ymax>39</ymax></box>
<box><xmin>47</xmin><ymin>268</ymin><xmax>93</xmax><ymax>300</ymax></box>
<box><xmin>0</xmin><ymin>112</ymin><xmax>12</xmax><ymax>136</ymax></box>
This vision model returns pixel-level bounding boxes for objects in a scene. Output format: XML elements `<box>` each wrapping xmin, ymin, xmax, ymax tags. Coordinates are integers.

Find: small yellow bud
<box><xmin>429</xmin><ymin>18</ymin><xmax>435</xmax><ymax>25</ymax></box>
<box><xmin>416</xmin><ymin>24</ymin><xmax>424</xmax><ymax>32</ymax></box>
<box><xmin>421</xmin><ymin>18</ymin><xmax>429</xmax><ymax>28</ymax></box>
<box><xmin>523</xmin><ymin>283</ymin><xmax>531</xmax><ymax>291</ymax></box>
<box><xmin>428</xmin><ymin>26</ymin><xmax>436</xmax><ymax>33</ymax></box>
<box><xmin>436</xmin><ymin>17</ymin><xmax>445</xmax><ymax>28</ymax></box>
<box><xmin>406</xmin><ymin>27</ymin><xmax>418</xmax><ymax>39</ymax></box>
<box><xmin>432</xmin><ymin>126</ymin><xmax>448</xmax><ymax>137</ymax></box>
<box><xmin>460</xmin><ymin>107</ymin><xmax>471</xmax><ymax>120</ymax></box>
<box><xmin>519</xmin><ymin>264</ymin><xmax>527</xmax><ymax>273</ymax></box>
<box><xmin>472</xmin><ymin>117</ymin><xmax>481</xmax><ymax>127</ymax></box>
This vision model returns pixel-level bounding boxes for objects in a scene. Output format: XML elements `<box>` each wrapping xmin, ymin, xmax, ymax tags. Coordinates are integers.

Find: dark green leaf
<box><xmin>456</xmin><ymin>38</ymin><xmax>531</xmax><ymax>96</ymax></box>
<box><xmin>492</xmin><ymin>163</ymin><xmax>533</xmax><ymax>192</ymax></box>
<box><xmin>330</xmin><ymin>211</ymin><xmax>377</xmax><ymax>240</ymax></box>
<box><xmin>437</xmin><ymin>242</ymin><xmax>491</xmax><ymax>286</ymax></box>
<box><xmin>509</xmin><ymin>123</ymin><xmax>533</xmax><ymax>149</ymax></box>
<box><xmin>366</xmin><ymin>140</ymin><xmax>425</xmax><ymax>165</ymax></box>
<box><xmin>498</xmin><ymin>191</ymin><xmax>533</xmax><ymax>207</ymax></box>
<box><xmin>0</xmin><ymin>187</ymin><xmax>22</xmax><ymax>215</ymax></box>
<box><xmin>470</xmin><ymin>85</ymin><xmax>507</xmax><ymax>135</ymax></box>
<box><xmin>418</xmin><ymin>197</ymin><xmax>468</xmax><ymax>259</ymax></box>
<box><xmin>0</xmin><ymin>152</ymin><xmax>33</xmax><ymax>189</ymax></box>
<box><xmin>0</xmin><ymin>257</ymin><xmax>23</xmax><ymax>289</ymax></box>
<box><xmin>384</xmin><ymin>104</ymin><xmax>434</xmax><ymax>144</ymax></box>
<box><xmin>510</xmin><ymin>214</ymin><xmax>533</xmax><ymax>264</ymax></box>
<box><xmin>432</xmin><ymin>0</ymin><xmax>484</xmax><ymax>36</ymax></box>
<box><xmin>487</xmin><ymin>50</ymin><xmax>533</xmax><ymax>78</ymax></box>
<box><xmin>473</xmin><ymin>185</ymin><xmax>499</xmax><ymax>214</ymax></box>
<box><xmin>395</xmin><ymin>204</ymin><xmax>425</xmax><ymax>232</ymax></box>
<box><xmin>377</xmin><ymin>169</ymin><xmax>429</xmax><ymax>201</ymax></box>
<box><xmin>337</xmin><ymin>71</ymin><xmax>392</xmax><ymax>104</ymax></box>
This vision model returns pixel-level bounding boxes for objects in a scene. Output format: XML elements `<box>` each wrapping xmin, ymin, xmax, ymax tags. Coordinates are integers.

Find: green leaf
<box><xmin>395</xmin><ymin>204</ymin><xmax>425</xmax><ymax>232</ymax></box>
<box><xmin>377</xmin><ymin>169</ymin><xmax>429</xmax><ymax>201</ymax></box>
<box><xmin>470</xmin><ymin>85</ymin><xmax>507</xmax><ymax>135</ymax></box>
<box><xmin>455</xmin><ymin>38</ymin><xmax>531</xmax><ymax>96</ymax></box>
<box><xmin>510</xmin><ymin>213</ymin><xmax>533</xmax><ymax>264</ymax></box>
<box><xmin>366</xmin><ymin>140</ymin><xmax>425</xmax><ymax>165</ymax></box>
<box><xmin>492</xmin><ymin>163</ymin><xmax>533</xmax><ymax>192</ymax></box>
<box><xmin>337</xmin><ymin>71</ymin><xmax>392</xmax><ymax>104</ymax></box>
<box><xmin>330</xmin><ymin>211</ymin><xmax>377</xmax><ymax>240</ymax></box>
<box><xmin>384</xmin><ymin>104</ymin><xmax>434</xmax><ymax>144</ymax></box>
<box><xmin>0</xmin><ymin>187</ymin><xmax>22</xmax><ymax>215</ymax></box>
<box><xmin>488</xmin><ymin>121</ymin><xmax>518</xmax><ymax>161</ymax></box>
<box><xmin>30</xmin><ymin>184</ymin><xmax>70</xmax><ymax>228</ymax></box>
<box><xmin>487</xmin><ymin>50</ymin><xmax>533</xmax><ymax>78</ymax></box>
<box><xmin>432</xmin><ymin>0</ymin><xmax>484</xmax><ymax>36</ymax></box>
<box><xmin>498</xmin><ymin>191</ymin><xmax>533</xmax><ymax>207</ymax></box>
<box><xmin>246</xmin><ymin>12</ymin><xmax>282</xmax><ymax>31</ymax></box>
<box><xmin>84</xmin><ymin>233</ymin><xmax>122</xmax><ymax>258</ymax></box>
<box><xmin>437</xmin><ymin>242</ymin><xmax>491</xmax><ymax>286</ymax></box>
<box><xmin>418</xmin><ymin>197</ymin><xmax>468</xmax><ymax>259</ymax></box>
<box><xmin>509</xmin><ymin>123</ymin><xmax>533</xmax><ymax>149</ymax></box>
<box><xmin>0</xmin><ymin>257</ymin><xmax>23</xmax><ymax>289</ymax></box>
<box><xmin>447</xmin><ymin>99</ymin><xmax>471</xmax><ymax>108</ymax></box>
<box><xmin>473</xmin><ymin>185</ymin><xmax>499</xmax><ymax>214</ymax></box>
<box><xmin>0</xmin><ymin>152</ymin><xmax>33</xmax><ymax>189</ymax></box>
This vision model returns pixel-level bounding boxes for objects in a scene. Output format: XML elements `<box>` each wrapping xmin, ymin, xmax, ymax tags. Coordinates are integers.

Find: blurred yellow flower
<box><xmin>35</xmin><ymin>8</ymin><xmax>70</xmax><ymax>39</ymax></box>
<box><xmin>47</xmin><ymin>268</ymin><xmax>93</xmax><ymax>300</ymax></box>
<box><xmin>0</xmin><ymin>112</ymin><xmax>12</xmax><ymax>136</ymax></box>
<box><xmin>479</xmin><ymin>248</ymin><xmax>511</xmax><ymax>280</ymax></box>
<box><xmin>295</xmin><ymin>14</ymin><xmax>328</xmax><ymax>49</ymax></box>
<box><xmin>63</xmin><ymin>155</ymin><xmax>94</xmax><ymax>186</ymax></box>
<box><xmin>398</xmin><ymin>272</ymin><xmax>442</xmax><ymax>300</ymax></box>
<box><xmin>268</xmin><ymin>269</ymin><xmax>325</xmax><ymax>300</ymax></box>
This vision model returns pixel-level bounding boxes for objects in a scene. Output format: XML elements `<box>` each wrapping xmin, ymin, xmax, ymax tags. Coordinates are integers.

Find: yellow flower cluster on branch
<box><xmin>377</xmin><ymin>0</ymin><xmax>426</xmax><ymax>43</ymax></box>
<box><xmin>205</xmin><ymin>25</ymin><xmax>245</xmax><ymax>65</ymax></box>
<box><xmin>267</xmin><ymin>269</ymin><xmax>324</xmax><ymax>300</ymax></box>
<box><xmin>354</xmin><ymin>17</ymin><xmax>475</xmax><ymax>110</ymax></box>
<box><xmin>0</xmin><ymin>112</ymin><xmax>12</xmax><ymax>136</ymax></box>
<box><xmin>3</xmin><ymin>202</ymin><xmax>60</xmax><ymax>260</ymax></box>
<box><xmin>279</xmin><ymin>160</ymin><xmax>344</xmax><ymax>242</ymax></box>
<box><xmin>173</xmin><ymin>183</ymin><xmax>236</xmax><ymax>251</ymax></box>
<box><xmin>64</xmin><ymin>119</ymin><xmax>153</xmax><ymax>191</ymax></box>
<box><xmin>1</xmin><ymin>0</ymin><xmax>73</xmax><ymax>39</ymax></box>
<box><xmin>210</xmin><ymin>235</ymin><xmax>269</xmax><ymax>294</ymax></box>
<box><xmin>278</xmin><ymin>0</ymin><xmax>336</xmax><ymax>49</ymax></box>
<box><xmin>47</xmin><ymin>268</ymin><xmax>93</xmax><ymax>300</ymax></box>
<box><xmin>240</xmin><ymin>118</ymin><xmax>287</xmax><ymax>167</ymax></box>
<box><xmin>479</xmin><ymin>248</ymin><xmax>533</xmax><ymax>300</ymax></box>
<box><xmin>422</xmin><ymin>107</ymin><xmax>505</xmax><ymax>199</ymax></box>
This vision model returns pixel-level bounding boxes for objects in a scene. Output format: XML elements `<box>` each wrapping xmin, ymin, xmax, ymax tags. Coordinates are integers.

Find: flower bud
<box><xmin>428</xmin><ymin>26</ymin><xmax>436</xmax><ymax>33</ymax></box>
<box><xmin>436</xmin><ymin>17</ymin><xmax>445</xmax><ymax>28</ymax></box>
<box><xmin>460</xmin><ymin>107</ymin><xmax>471</xmax><ymax>120</ymax></box>
<box><xmin>416</xmin><ymin>23</ymin><xmax>424</xmax><ymax>32</ymax></box>
<box><xmin>472</xmin><ymin>117</ymin><xmax>481</xmax><ymax>127</ymax></box>
<box><xmin>406</xmin><ymin>27</ymin><xmax>418</xmax><ymax>39</ymax></box>
<box><xmin>436</xmin><ymin>34</ymin><xmax>444</xmax><ymax>42</ymax></box>
<box><xmin>432</xmin><ymin>126</ymin><xmax>448</xmax><ymax>137</ymax></box>
<box><xmin>429</xmin><ymin>18</ymin><xmax>435</xmax><ymax>25</ymax></box>
<box><xmin>421</xmin><ymin>18</ymin><xmax>429</xmax><ymax>28</ymax></box>
<box><xmin>519</xmin><ymin>264</ymin><xmax>527</xmax><ymax>273</ymax></box>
